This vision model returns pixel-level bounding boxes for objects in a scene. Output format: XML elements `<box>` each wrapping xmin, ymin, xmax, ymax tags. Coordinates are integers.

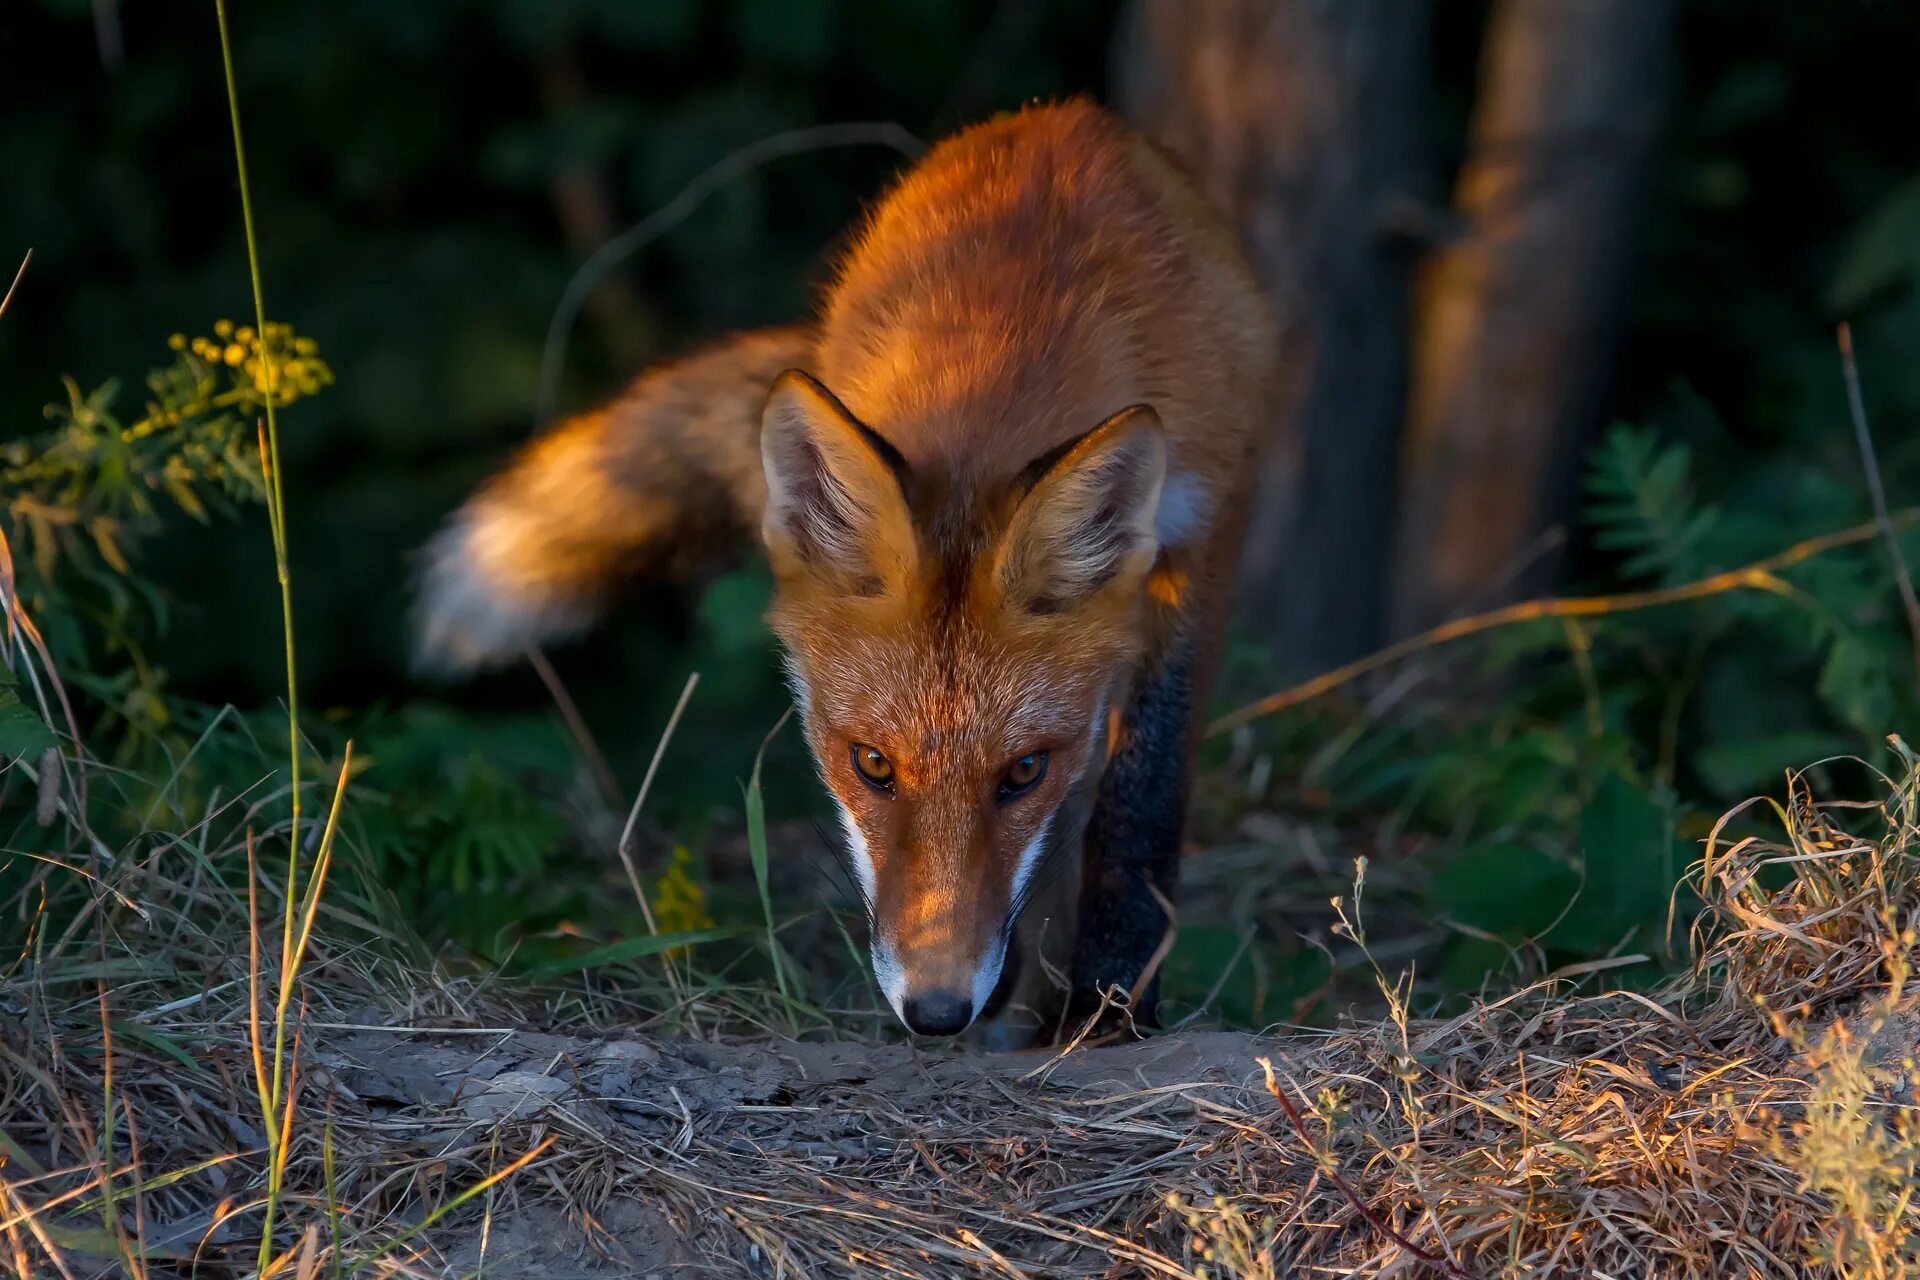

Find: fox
<box><xmin>413</xmin><ymin>98</ymin><xmax>1277</xmax><ymax>1044</ymax></box>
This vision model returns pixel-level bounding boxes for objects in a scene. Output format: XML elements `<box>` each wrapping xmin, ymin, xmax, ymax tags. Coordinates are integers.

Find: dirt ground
<box><xmin>316</xmin><ymin>1023</ymin><xmax>1298</xmax><ymax>1277</ymax></box>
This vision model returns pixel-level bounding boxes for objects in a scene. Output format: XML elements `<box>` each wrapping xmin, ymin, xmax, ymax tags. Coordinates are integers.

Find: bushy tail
<box><xmin>411</xmin><ymin>325</ymin><xmax>813</xmax><ymax>673</ymax></box>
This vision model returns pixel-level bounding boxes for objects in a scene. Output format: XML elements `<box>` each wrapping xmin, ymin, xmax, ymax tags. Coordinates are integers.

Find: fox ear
<box><xmin>761</xmin><ymin>370</ymin><xmax>916</xmax><ymax>593</ymax></box>
<box><xmin>997</xmin><ymin>405</ymin><xmax>1165</xmax><ymax>612</ymax></box>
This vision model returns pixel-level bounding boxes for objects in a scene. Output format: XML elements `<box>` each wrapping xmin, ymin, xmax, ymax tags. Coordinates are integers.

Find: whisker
<box><xmin>1011</xmin><ymin>828</ymin><xmax>1079</xmax><ymax>920</ymax></box>
<box><xmin>803</xmin><ymin>815</ymin><xmax>871</xmax><ymax>927</ymax></box>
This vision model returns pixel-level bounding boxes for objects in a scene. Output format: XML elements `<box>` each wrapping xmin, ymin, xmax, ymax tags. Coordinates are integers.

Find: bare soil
<box><xmin>315</xmin><ymin>1023</ymin><xmax>1294</xmax><ymax>1277</ymax></box>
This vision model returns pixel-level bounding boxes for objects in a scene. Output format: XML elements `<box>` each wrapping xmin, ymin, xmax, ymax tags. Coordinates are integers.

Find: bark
<box><xmin>1393</xmin><ymin>0</ymin><xmax>1676</xmax><ymax>633</ymax></box>
<box><xmin>1114</xmin><ymin>0</ymin><xmax>1433</xmax><ymax>675</ymax></box>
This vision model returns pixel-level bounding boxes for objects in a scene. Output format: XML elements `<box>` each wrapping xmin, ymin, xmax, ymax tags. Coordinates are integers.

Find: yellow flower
<box><xmin>213</xmin><ymin>318</ymin><xmax>234</xmax><ymax>338</ymax></box>
<box><xmin>651</xmin><ymin>845</ymin><xmax>714</xmax><ymax>950</ymax></box>
<box><xmin>167</xmin><ymin>333</ymin><xmax>186</xmax><ymax>351</ymax></box>
<box><xmin>223</xmin><ymin>343</ymin><xmax>246</xmax><ymax>367</ymax></box>
<box><xmin>235</xmin><ymin>325</ymin><xmax>255</xmax><ymax>344</ymax></box>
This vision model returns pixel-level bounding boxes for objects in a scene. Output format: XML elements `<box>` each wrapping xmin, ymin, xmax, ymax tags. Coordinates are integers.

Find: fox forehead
<box><xmin>789</xmin><ymin>612</ymin><xmax>1102</xmax><ymax>762</ymax></box>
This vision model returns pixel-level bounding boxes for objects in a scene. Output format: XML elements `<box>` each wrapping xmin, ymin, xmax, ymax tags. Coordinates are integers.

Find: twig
<box><xmin>524</xmin><ymin>644</ymin><xmax>622</xmax><ymax>809</ymax></box>
<box><xmin>1210</xmin><ymin>509</ymin><xmax>1920</xmax><ymax>736</ymax></box>
<box><xmin>617</xmin><ymin>671</ymin><xmax>702</xmax><ymax>922</ymax></box>
<box><xmin>91</xmin><ymin>0</ymin><xmax>125</xmax><ymax>71</ymax></box>
<box><xmin>536</xmin><ymin>122</ymin><xmax>923</xmax><ymax>426</ymax></box>
<box><xmin>1837</xmin><ymin>322</ymin><xmax>1920</xmax><ymax>683</ymax></box>
<box><xmin>0</xmin><ymin>249</ymin><xmax>29</xmax><ymax>322</ymax></box>
<box><xmin>1127</xmin><ymin>882</ymin><xmax>1180</xmax><ymax>1012</ymax></box>
<box><xmin>1258</xmin><ymin>1058</ymin><xmax>1477</xmax><ymax>1280</ymax></box>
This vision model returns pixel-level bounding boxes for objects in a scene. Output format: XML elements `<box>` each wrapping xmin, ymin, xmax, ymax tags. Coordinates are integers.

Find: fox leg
<box><xmin>1067</xmin><ymin>642</ymin><xmax>1194</xmax><ymax>1033</ymax></box>
<box><xmin>1061</xmin><ymin>449</ymin><xmax>1254</xmax><ymax>1038</ymax></box>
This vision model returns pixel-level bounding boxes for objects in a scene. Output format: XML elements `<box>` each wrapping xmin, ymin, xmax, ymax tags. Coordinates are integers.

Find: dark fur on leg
<box><xmin>1069</xmin><ymin>644</ymin><xmax>1192</xmax><ymax>1037</ymax></box>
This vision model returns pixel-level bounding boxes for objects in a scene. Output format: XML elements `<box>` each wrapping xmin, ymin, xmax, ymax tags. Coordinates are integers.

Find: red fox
<box><xmin>414</xmin><ymin>99</ymin><xmax>1276</xmax><ymax>1043</ymax></box>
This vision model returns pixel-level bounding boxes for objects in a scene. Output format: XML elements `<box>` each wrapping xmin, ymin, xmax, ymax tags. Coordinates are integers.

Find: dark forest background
<box><xmin>6</xmin><ymin>0</ymin><xmax>1920</xmax><ymax>1010</ymax></box>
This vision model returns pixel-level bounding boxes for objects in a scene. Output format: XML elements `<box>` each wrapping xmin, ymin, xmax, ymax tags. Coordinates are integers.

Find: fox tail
<box><xmin>411</xmin><ymin>325</ymin><xmax>812</xmax><ymax>673</ymax></box>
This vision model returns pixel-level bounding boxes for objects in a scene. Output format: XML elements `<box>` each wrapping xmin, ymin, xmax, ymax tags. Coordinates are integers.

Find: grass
<box><xmin>10</xmin><ymin>717</ymin><xmax>1920</xmax><ymax>1274</ymax></box>
<box><xmin>746</xmin><ymin>706</ymin><xmax>798</xmax><ymax>1017</ymax></box>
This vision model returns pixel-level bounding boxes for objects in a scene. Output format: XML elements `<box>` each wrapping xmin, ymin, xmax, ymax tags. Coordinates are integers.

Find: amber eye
<box><xmin>998</xmin><ymin>750</ymin><xmax>1049</xmax><ymax>801</ymax></box>
<box><xmin>850</xmin><ymin>742</ymin><xmax>895</xmax><ymax>793</ymax></box>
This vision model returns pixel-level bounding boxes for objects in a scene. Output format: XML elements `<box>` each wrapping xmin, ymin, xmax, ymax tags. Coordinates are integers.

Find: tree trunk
<box><xmin>1392</xmin><ymin>0</ymin><xmax>1676</xmax><ymax>634</ymax></box>
<box><xmin>1114</xmin><ymin>0</ymin><xmax>1433</xmax><ymax>676</ymax></box>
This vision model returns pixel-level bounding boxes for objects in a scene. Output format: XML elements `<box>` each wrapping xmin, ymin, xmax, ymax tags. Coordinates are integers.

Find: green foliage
<box><xmin>1830</xmin><ymin>173</ymin><xmax>1920</xmax><ymax>313</ymax></box>
<box><xmin>1584</xmin><ymin>425</ymin><xmax>1722</xmax><ymax>582</ymax></box>
<box><xmin>0</xmin><ymin>680</ymin><xmax>59</xmax><ymax>758</ymax></box>
<box><xmin>409</xmin><ymin>755</ymin><xmax>566</xmax><ymax>893</ymax></box>
<box><xmin>520</xmin><ymin>927</ymin><xmax>742</xmax><ymax>980</ymax></box>
<box><xmin>1161</xmin><ymin>924</ymin><xmax>1330</xmax><ymax>1029</ymax></box>
<box><xmin>1431</xmin><ymin>842</ymin><xmax>1578</xmax><ymax>939</ymax></box>
<box><xmin>3</xmin><ymin>321</ymin><xmax>332</xmax><ymax>768</ymax></box>
<box><xmin>0</xmin><ymin>327</ymin><xmax>747</xmax><ymax>982</ymax></box>
<box><xmin>5</xmin><ymin>321</ymin><xmax>329</xmax><ymax>584</ymax></box>
<box><xmin>0</xmin><ymin>363</ymin><xmax>284</xmax><ymax>948</ymax></box>
<box><xmin>1558</xmin><ymin>772</ymin><xmax>1687</xmax><ymax>954</ymax></box>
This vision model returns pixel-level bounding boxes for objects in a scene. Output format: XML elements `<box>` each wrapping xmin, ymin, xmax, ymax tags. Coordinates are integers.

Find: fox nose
<box><xmin>900</xmin><ymin>990</ymin><xmax>973</xmax><ymax>1036</ymax></box>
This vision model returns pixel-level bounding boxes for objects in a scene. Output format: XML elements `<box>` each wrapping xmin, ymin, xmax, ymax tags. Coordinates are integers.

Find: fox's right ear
<box><xmin>760</xmin><ymin>371</ymin><xmax>916</xmax><ymax>594</ymax></box>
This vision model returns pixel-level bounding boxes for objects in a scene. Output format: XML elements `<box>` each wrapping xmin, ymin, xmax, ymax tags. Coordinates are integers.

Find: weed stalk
<box><xmin>213</xmin><ymin>3</ymin><xmax>325</xmax><ymax>1268</ymax></box>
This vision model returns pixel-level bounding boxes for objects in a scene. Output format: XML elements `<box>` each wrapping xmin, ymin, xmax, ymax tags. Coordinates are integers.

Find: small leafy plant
<box><xmin>7</xmin><ymin>318</ymin><xmax>330</xmax><ymax>584</ymax></box>
<box><xmin>2</xmin><ymin>320</ymin><xmax>332</xmax><ymax>767</ymax></box>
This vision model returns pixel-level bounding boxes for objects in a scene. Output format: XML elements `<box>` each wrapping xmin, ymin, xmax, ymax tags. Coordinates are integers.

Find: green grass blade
<box><xmin>521</xmin><ymin>928</ymin><xmax>742</xmax><ymax>979</ymax></box>
<box><xmin>104</xmin><ymin>1021</ymin><xmax>208</xmax><ymax>1078</ymax></box>
<box><xmin>69</xmin><ymin>1154</ymin><xmax>246</xmax><ymax>1217</ymax></box>
<box><xmin>745</xmin><ymin>709</ymin><xmax>794</xmax><ymax>1009</ymax></box>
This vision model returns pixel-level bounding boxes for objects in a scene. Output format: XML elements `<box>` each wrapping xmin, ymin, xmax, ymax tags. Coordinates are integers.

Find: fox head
<box><xmin>757</xmin><ymin>370</ymin><xmax>1166</xmax><ymax>1036</ymax></box>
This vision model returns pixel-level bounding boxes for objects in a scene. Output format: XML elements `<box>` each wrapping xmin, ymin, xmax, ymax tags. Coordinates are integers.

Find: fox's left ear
<box><xmin>997</xmin><ymin>405</ymin><xmax>1165</xmax><ymax>611</ymax></box>
<box><xmin>760</xmin><ymin>370</ymin><xmax>917</xmax><ymax>594</ymax></box>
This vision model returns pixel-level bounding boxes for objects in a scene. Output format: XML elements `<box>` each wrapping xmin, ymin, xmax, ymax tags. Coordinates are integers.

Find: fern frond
<box><xmin>1584</xmin><ymin>423</ymin><xmax>1724</xmax><ymax>583</ymax></box>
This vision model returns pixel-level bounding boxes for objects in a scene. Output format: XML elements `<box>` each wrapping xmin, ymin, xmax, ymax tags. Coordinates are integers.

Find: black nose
<box><xmin>900</xmin><ymin>990</ymin><xmax>973</xmax><ymax>1036</ymax></box>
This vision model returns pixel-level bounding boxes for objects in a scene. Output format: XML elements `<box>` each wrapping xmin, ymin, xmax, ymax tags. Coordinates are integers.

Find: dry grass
<box><xmin>4</xmin><ymin>747</ymin><xmax>1920</xmax><ymax>1278</ymax></box>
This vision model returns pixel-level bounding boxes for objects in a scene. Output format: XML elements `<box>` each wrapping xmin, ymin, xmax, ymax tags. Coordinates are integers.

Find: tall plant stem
<box><xmin>214</xmin><ymin>4</ymin><xmax>305</xmax><ymax>1272</ymax></box>
<box><xmin>214</xmin><ymin>0</ymin><xmax>299</xmax><ymax>853</ymax></box>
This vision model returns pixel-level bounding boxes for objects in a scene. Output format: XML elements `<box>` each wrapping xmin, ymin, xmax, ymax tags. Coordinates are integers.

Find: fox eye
<box><xmin>998</xmin><ymin>750</ymin><xmax>1049</xmax><ymax>801</ymax></box>
<box><xmin>850</xmin><ymin>742</ymin><xmax>895</xmax><ymax>793</ymax></box>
